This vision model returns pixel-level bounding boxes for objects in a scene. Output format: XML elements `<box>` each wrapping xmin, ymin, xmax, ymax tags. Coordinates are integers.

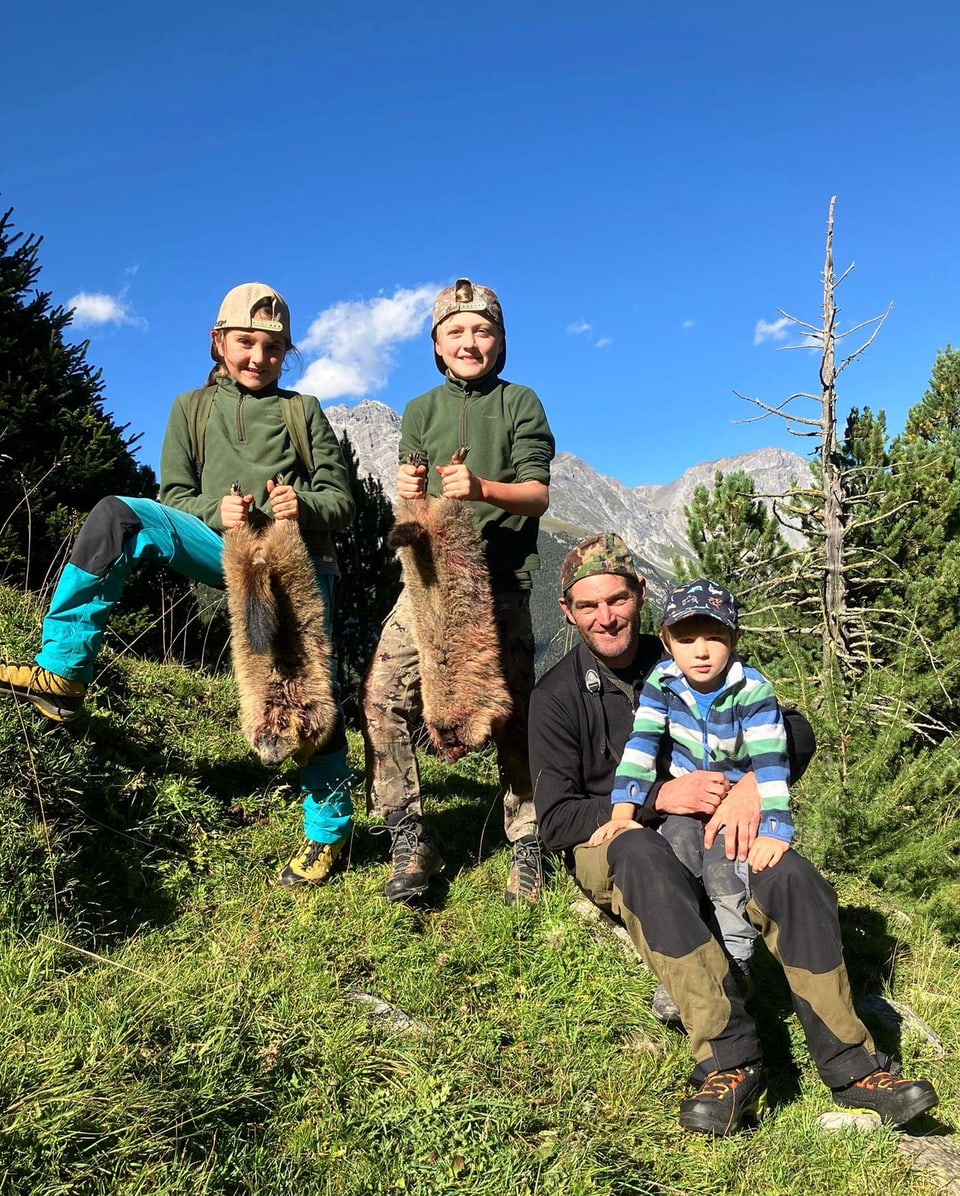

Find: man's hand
<box><xmin>396</xmin><ymin>461</ymin><xmax>427</xmax><ymax>500</ymax></box>
<box><xmin>221</xmin><ymin>490</ymin><xmax>253</xmax><ymax>529</ymax></box>
<box><xmin>654</xmin><ymin>771</ymin><xmax>729</xmax><ymax>817</ymax></box>
<box><xmin>266</xmin><ymin>478</ymin><xmax>299</xmax><ymax>521</ymax></box>
<box><xmin>703</xmin><ymin>773</ymin><xmax>761</xmax><ymax>861</ymax></box>
<box><xmin>586</xmin><ymin>818</ymin><xmax>642</xmax><ymax>848</ymax></box>
<box><xmin>747</xmin><ymin>837</ymin><xmax>790</xmax><ymax>871</ymax></box>
<box><xmin>436</xmin><ymin>461</ymin><xmax>482</xmax><ymax>502</ymax></box>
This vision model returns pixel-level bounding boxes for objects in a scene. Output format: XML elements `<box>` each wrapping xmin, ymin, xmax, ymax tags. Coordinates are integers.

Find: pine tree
<box><xmin>0</xmin><ymin>206</ymin><xmax>155</xmax><ymax>591</ymax></box>
<box><xmin>880</xmin><ymin>349</ymin><xmax>960</xmax><ymax>731</ymax></box>
<box><xmin>675</xmin><ymin>469</ymin><xmax>792</xmax><ymax>599</ymax></box>
<box><xmin>674</xmin><ymin>468</ymin><xmax>800</xmax><ymax>673</ymax></box>
<box><xmin>331</xmin><ymin>431</ymin><xmax>401</xmax><ymax>721</ymax></box>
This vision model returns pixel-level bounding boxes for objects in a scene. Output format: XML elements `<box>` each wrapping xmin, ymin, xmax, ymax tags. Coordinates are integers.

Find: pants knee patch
<box><xmin>68</xmin><ymin>496</ymin><xmax>142</xmax><ymax>577</ymax></box>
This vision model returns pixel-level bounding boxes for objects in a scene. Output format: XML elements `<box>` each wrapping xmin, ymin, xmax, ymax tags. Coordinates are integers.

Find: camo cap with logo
<box><xmin>559</xmin><ymin>532</ymin><xmax>643</xmax><ymax>597</ymax></box>
<box><xmin>431</xmin><ymin>278</ymin><xmax>506</xmax><ymax>375</ymax></box>
<box><xmin>213</xmin><ymin>283</ymin><xmax>291</xmax><ymax>342</ymax></box>
<box><xmin>661</xmin><ymin>578</ymin><xmax>738</xmax><ymax>630</ymax></box>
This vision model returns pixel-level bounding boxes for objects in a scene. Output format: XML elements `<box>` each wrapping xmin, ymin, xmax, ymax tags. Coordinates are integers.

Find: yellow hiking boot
<box><xmin>278</xmin><ymin>838</ymin><xmax>345</xmax><ymax>886</ymax></box>
<box><xmin>0</xmin><ymin>664</ymin><xmax>86</xmax><ymax>723</ymax></box>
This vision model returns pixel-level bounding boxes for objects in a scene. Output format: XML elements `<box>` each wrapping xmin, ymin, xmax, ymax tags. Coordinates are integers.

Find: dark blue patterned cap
<box><xmin>662</xmin><ymin>578</ymin><xmax>738</xmax><ymax>630</ymax></box>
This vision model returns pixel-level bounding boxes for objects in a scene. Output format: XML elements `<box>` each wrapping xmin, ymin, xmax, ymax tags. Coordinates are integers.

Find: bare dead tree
<box><xmin>735</xmin><ymin>196</ymin><xmax>892</xmax><ymax>678</ymax></box>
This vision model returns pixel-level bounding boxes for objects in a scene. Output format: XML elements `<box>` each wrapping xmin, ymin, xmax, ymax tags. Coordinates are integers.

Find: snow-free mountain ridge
<box><xmin>325</xmin><ymin>400</ymin><xmax>812</xmax><ymax>575</ymax></box>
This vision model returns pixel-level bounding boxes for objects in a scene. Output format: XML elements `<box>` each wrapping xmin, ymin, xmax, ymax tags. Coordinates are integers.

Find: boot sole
<box><xmin>834</xmin><ymin>1086</ymin><xmax>938</xmax><ymax>1126</ymax></box>
<box><xmin>4</xmin><ymin>688</ymin><xmax>83</xmax><ymax>723</ymax></box>
<box><xmin>278</xmin><ymin>867</ymin><xmax>335</xmax><ymax>887</ymax></box>
<box><xmin>385</xmin><ymin>862</ymin><xmax>445</xmax><ymax>903</ymax></box>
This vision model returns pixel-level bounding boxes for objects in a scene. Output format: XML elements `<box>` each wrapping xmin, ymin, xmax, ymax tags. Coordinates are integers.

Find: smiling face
<box><xmin>560</xmin><ymin>573</ymin><xmax>643</xmax><ymax>670</ymax></box>
<box><xmin>212</xmin><ymin>328</ymin><xmax>286</xmax><ymax>391</ymax></box>
<box><xmin>432</xmin><ymin>311</ymin><xmax>502</xmax><ymax>381</ymax></box>
<box><xmin>660</xmin><ymin>615</ymin><xmax>738</xmax><ymax>693</ymax></box>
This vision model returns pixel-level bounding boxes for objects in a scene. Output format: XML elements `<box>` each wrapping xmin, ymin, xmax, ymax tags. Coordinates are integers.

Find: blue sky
<box><xmin>5</xmin><ymin>1</ymin><xmax>958</xmax><ymax>486</ymax></box>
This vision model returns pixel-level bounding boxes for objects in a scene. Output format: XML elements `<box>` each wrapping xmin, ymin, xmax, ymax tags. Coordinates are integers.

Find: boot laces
<box><xmin>697</xmin><ymin>1069</ymin><xmax>749</xmax><ymax>1099</ymax></box>
<box><xmin>509</xmin><ymin>838</ymin><xmax>542</xmax><ymax>895</ymax></box>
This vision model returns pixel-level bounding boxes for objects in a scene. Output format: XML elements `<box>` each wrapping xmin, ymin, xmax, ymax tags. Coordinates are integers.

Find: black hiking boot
<box><xmin>504</xmin><ymin>835</ymin><xmax>544</xmax><ymax>906</ymax></box>
<box><xmin>382</xmin><ymin>812</ymin><xmax>444</xmax><ymax>903</ymax></box>
<box><xmin>832</xmin><ymin>1066</ymin><xmax>938</xmax><ymax>1125</ymax></box>
<box><xmin>679</xmin><ymin>1065</ymin><xmax>767</xmax><ymax>1135</ymax></box>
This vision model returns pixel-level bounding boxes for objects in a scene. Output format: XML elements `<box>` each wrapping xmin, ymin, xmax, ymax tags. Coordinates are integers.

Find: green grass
<box><xmin>0</xmin><ymin>586</ymin><xmax>956</xmax><ymax>1193</ymax></box>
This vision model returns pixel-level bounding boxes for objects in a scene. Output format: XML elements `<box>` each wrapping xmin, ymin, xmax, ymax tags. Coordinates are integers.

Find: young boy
<box><xmin>589</xmin><ymin>578</ymin><xmax>793</xmax><ymax>1012</ymax></box>
<box><xmin>363</xmin><ymin>278</ymin><xmax>555</xmax><ymax>905</ymax></box>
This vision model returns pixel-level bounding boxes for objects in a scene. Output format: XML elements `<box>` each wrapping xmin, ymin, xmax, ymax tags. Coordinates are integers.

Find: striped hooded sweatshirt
<box><xmin>610</xmin><ymin>657</ymin><xmax>794</xmax><ymax>844</ymax></box>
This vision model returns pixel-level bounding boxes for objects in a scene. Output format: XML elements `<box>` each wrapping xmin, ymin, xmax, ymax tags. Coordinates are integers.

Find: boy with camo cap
<box><xmin>363</xmin><ymin>278</ymin><xmax>555</xmax><ymax>905</ymax></box>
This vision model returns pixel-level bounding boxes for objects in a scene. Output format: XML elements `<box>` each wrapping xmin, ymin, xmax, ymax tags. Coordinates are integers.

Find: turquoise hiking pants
<box><xmin>36</xmin><ymin>495</ymin><xmax>352</xmax><ymax>844</ymax></box>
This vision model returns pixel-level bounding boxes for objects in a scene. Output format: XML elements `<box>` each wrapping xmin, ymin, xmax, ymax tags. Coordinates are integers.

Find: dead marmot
<box><xmin>388</xmin><ymin>452</ymin><xmax>512</xmax><ymax>762</ymax></box>
<box><xmin>222</xmin><ymin>491</ymin><xmax>336</xmax><ymax>767</ymax></box>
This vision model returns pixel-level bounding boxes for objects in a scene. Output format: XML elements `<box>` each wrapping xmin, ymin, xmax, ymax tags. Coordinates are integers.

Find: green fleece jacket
<box><xmin>159</xmin><ymin>375</ymin><xmax>354</xmax><ymax>571</ymax></box>
<box><xmin>398</xmin><ymin>372</ymin><xmax>555</xmax><ymax>585</ymax></box>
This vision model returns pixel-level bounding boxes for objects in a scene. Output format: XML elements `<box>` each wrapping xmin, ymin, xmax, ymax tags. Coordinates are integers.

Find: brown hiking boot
<box><xmin>0</xmin><ymin>663</ymin><xmax>86</xmax><ymax>723</ymax></box>
<box><xmin>381</xmin><ymin>812</ymin><xmax>444</xmax><ymax>903</ymax></box>
<box><xmin>504</xmin><ymin>835</ymin><xmax>544</xmax><ymax>906</ymax></box>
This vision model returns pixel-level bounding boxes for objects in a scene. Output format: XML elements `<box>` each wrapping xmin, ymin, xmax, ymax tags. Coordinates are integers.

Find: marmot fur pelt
<box><xmin>222</xmin><ymin>514</ymin><xmax>336</xmax><ymax>767</ymax></box>
<box><xmin>388</xmin><ymin>454</ymin><xmax>512</xmax><ymax>762</ymax></box>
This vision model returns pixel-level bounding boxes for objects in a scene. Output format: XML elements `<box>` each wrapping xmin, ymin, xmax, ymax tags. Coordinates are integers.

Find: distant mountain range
<box><xmin>325</xmin><ymin>399</ymin><xmax>812</xmax><ymax>670</ymax></box>
<box><xmin>325</xmin><ymin>399</ymin><xmax>811</xmax><ymax>574</ymax></box>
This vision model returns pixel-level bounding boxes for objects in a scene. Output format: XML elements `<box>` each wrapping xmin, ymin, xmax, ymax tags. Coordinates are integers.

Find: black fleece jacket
<box><xmin>530</xmin><ymin>637</ymin><xmax>664</xmax><ymax>852</ymax></box>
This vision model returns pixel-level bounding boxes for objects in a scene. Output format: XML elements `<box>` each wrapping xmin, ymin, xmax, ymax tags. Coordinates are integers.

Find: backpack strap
<box><xmin>278</xmin><ymin>392</ymin><xmax>316</xmax><ymax>476</ymax></box>
<box><xmin>186</xmin><ymin>386</ymin><xmax>316</xmax><ymax>479</ymax></box>
<box><xmin>186</xmin><ymin>387</ymin><xmax>216</xmax><ymax>476</ymax></box>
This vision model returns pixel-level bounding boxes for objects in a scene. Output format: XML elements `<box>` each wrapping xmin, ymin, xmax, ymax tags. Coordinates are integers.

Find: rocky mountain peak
<box><xmin>324</xmin><ymin>400</ymin><xmax>811</xmax><ymax>572</ymax></box>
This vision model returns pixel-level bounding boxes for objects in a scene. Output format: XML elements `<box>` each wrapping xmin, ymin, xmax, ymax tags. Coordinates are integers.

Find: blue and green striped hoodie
<box><xmin>610</xmin><ymin>657</ymin><xmax>793</xmax><ymax>843</ymax></box>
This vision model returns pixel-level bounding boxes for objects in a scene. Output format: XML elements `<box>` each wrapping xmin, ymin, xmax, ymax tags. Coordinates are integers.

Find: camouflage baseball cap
<box><xmin>432</xmin><ymin>278</ymin><xmax>504</xmax><ymax>332</ymax></box>
<box><xmin>213</xmin><ymin>283</ymin><xmax>291</xmax><ymax>342</ymax></box>
<box><xmin>662</xmin><ymin>578</ymin><xmax>738</xmax><ymax>630</ymax></box>
<box><xmin>559</xmin><ymin>532</ymin><xmax>643</xmax><ymax>596</ymax></box>
<box><xmin>432</xmin><ymin>278</ymin><xmax>506</xmax><ymax>375</ymax></box>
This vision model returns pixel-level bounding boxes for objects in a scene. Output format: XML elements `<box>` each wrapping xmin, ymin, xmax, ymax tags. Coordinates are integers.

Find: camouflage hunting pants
<box><xmin>362</xmin><ymin>586</ymin><xmax>537</xmax><ymax>842</ymax></box>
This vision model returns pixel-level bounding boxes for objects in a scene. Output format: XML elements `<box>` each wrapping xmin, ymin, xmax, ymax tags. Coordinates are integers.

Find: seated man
<box><xmin>529</xmin><ymin>532</ymin><xmax>938</xmax><ymax>1135</ymax></box>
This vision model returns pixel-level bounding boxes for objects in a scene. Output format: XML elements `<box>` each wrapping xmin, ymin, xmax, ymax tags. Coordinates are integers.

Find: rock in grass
<box><xmin>855</xmin><ymin>992</ymin><xmax>944</xmax><ymax>1055</ymax></box>
<box><xmin>569</xmin><ymin>896</ymin><xmax>647</xmax><ymax>965</ymax></box>
<box><xmin>815</xmin><ymin>1110</ymin><xmax>883</xmax><ymax>1135</ymax></box>
<box><xmin>347</xmin><ymin>991</ymin><xmax>429</xmax><ymax>1035</ymax></box>
<box><xmin>897</xmin><ymin>1136</ymin><xmax>960</xmax><ymax>1192</ymax></box>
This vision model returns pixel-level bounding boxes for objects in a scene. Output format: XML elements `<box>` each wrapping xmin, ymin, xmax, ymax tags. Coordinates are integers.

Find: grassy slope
<box><xmin>0</xmin><ymin>587</ymin><xmax>955</xmax><ymax>1195</ymax></box>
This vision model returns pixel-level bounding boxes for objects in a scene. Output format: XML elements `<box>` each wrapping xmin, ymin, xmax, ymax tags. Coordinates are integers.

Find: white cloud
<box><xmin>566</xmin><ymin>319</ymin><xmax>592</xmax><ymax>336</ymax></box>
<box><xmin>682</xmin><ymin>319</ymin><xmax>695</xmax><ymax>330</ymax></box>
<box><xmin>296</xmin><ymin>284</ymin><xmax>438</xmax><ymax>401</ymax></box>
<box><xmin>68</xmin><ymin>290</ymin><xmax>146</xmax><ymax>330</ymax></box>
<box><xmin>594</xmin><ymin>337</ymin><xmax>613</xmax><ymax>349</ymax></box>
<box><xmin>753</xmin><ymin>316</ymin><xmax>792</xmax><ymax>345</ymax></box>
